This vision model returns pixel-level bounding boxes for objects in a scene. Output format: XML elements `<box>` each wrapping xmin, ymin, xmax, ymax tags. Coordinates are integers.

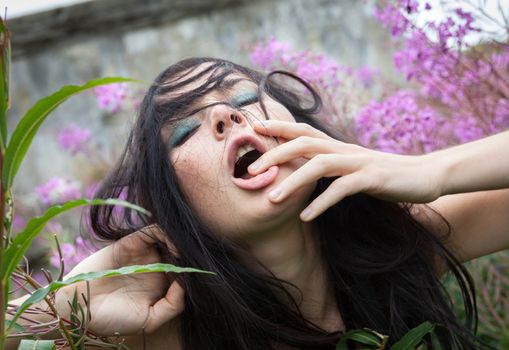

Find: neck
<box><xmin>237</xmin><ymin>218</ymin><xmax>343</xmax><ymax>332</ymax></box>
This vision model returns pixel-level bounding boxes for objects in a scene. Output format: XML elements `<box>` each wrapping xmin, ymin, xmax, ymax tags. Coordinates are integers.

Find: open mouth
<box><xmin>233</xmin><ymin>144</ymin><xmax>263</xmax><ymax>179</ymax></box>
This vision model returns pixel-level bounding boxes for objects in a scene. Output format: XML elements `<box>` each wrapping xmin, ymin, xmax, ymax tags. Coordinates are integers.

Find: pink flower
<box><xmin>35</xmin><ymin>177</ymin><xmax>82</xmax><ymax>205</ymax></box>
<box><xmin>57</xmin><ymin>123</ymin><xmax>91</xmax><ymax>155</ymax></box>
<box><xmin>355</xmin><ymin>90</ymin><xmax>452</xmax><ymax>154</ymax></box>
<box><xmin>250</xmin><ymin>37</ymin><xmax>293</xmax><ymax>70</ymax></box>
<box><xmin>12</xmin><ymin>215</ymin><xmax>27</xmax><ymax>234</ymax></box>
<box><xmin>93</xmin><ymin>83</ymin><xmax>128</xmax><ymax>114</ymax></box>
<box><xmin>356</xmin><ymin>67</ymin><xmax>379</xmax><ymax>88</ymax></box>
<box><xmin>50</xmin><ymin>237</ymin><xmax>95</xmax><ymax>274</ymax></box>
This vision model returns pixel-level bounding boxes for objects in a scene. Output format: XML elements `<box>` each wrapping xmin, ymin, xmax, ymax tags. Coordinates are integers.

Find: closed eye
<box><xmin>169</xmin><ymin>123</ymin><xmax>201</xmax><ymax>148</ymax></box>
<box><xmin>236</xmin><ymin>95</ymin><xmax>258</xmax><ymax>108</ymax></box>
<box><xmin>231</xmin><ymin>92</ymin><xmax>259</xmax><ymax>109</ymax></box>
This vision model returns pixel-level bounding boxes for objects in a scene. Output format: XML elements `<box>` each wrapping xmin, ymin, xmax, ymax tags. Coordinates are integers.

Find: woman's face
<box><xmin>165</xmin><ymin>69</ymin><xmax>316</xmax><ymax>241</ymax></box>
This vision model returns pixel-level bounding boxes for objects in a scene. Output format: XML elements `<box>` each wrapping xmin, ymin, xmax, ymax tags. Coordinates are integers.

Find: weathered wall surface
<box><xmin>9</xmin><ymin>0</ymin><xmax>394</xmax><ymax>196</ymax></box>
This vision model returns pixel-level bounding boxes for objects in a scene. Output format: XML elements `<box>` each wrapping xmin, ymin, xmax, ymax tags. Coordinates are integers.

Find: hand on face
<box><xmin>249</xmin><ymin>120</ymin><xmax>443</xmax><ymax>221</ymax></box>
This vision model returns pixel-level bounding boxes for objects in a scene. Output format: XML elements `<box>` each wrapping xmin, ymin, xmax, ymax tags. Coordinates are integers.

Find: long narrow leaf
<box><xmin>2</xmin><ymin>77</ymin><xmax>136</xmax><ymax>190</ymax></box>
<box><xmin>391</xmin><ymin>322</ymin><xmax>435</xmax><ymax>350</ymax></box>
<box><xmin>18</xmin><ymin>339</ymin><xmax>56</xmax><ymax>350</ymax></box>
<box><xmin>9</xmin><ymin>263</ymin><xmax>213</xmax><ymax>334</ymax></box>
<box><xmin>5</xmin><ymin>319</ymin><xmax>28</xmax><ymax>334</ymax></box>
<box><xmin>1</xmin><ymin>198</ymin><xmax>149</xmax><ymax>280</ymax></box>
<box><xmin>336</xmin><ymin>328</ymin><xmax>385</xmax><ymax>350</ymax></box>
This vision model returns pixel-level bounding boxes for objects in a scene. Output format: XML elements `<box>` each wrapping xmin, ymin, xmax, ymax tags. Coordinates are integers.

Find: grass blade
<box><xmin>2</xmin><ymin>77</ymin><xmax>137</xmax><ymax>190</ymax></box>
<box><xmin>1</xmin><ymin>198</ymin><xmax>149</xmax><ymax>281</ymax></box>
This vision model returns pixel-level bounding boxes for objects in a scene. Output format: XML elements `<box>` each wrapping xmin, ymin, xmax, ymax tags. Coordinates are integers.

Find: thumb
<box><xmin>142</xmin><ymin>280</ymin><xmax>185</xmax><ymax>333</ymax></box>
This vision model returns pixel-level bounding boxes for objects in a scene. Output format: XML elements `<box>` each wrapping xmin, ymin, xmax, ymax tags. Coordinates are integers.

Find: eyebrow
<box><xmin>218</xmin><ymin>78</ymin><xmax>253</xmax><ymax>92</ymax></box>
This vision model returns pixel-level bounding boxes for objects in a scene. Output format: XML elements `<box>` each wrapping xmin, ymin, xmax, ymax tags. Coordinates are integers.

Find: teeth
<box><xmin>235</xmin><ymin>144</ymin><xmax>256</xmax><ymax>162</ymax></box>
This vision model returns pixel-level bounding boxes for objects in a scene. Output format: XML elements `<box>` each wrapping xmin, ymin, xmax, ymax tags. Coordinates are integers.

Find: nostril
<box><xmin>217</xmin><ymin>121</ymin><xmax>224</xmax><ymax>134</ymax></box>
<box><xmin>231</xmin><ymin>114</ymin><xmax>241</xmax><ymax>123</ymax></box>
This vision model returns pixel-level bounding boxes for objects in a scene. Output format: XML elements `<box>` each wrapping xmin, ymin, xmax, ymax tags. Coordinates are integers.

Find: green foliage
<box><xmin>391</xmin><ymin>322</ymin><xmax>434</xmax><ymax>350</ymax></box>
<box><xmin>2</xmin><ymin>77</ymin><xmax>136</xmax><ymax>190</ymax></box>
<box><xmin>336</xmin><ymin>328</ymin><xmax>387</xmax><ymax>349</ymax></box>
<box><xmin>1</xmin><ymin>198</ymin><xmax>149</xmax><ymax>282</ymax></box>
<box><xmin>8</xmin><ymin>263</ymin><xmax>214</xmax><ymax>334</ymax></box>
<box><xmin>18</xmin><ymin>340</ymin><xmax>56</xmax><ymax>350</ymax></box>
<box><xmin>335</xmin><ymin>322</ymin><xmax>435</xmax><ymax>350</ymax></box>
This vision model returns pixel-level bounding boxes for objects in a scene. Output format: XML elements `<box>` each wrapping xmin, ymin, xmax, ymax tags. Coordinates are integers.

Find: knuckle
<box><xmin>301</xmin><ymin>123</ymin><xmax>314</xmax><ymax>133</ymax></box>
<box><xmin>296</xmin><ymin>136</ymin><xmax>313</xmax><ymax>147</ymax></box>
<box><xmin>312</xmin><ymin>154</ymin><xmax>330</xmax><ymax>168</ymax></box>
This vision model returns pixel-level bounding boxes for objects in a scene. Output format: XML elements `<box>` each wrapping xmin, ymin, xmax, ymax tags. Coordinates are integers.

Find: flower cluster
<box><xmin>250</xmin><ymin>37</ymin><xmax>353</xmax><ymax>94</ymax></box>
<box><xmin>356</xmin><ymin>90</ymin><xmax>451</xmax><ymax>154</ymax></box>
<box><xmin>35</xmin><ymin>177</ymin><xmax>82</xmax><ymax>205</ymax></box>
<box><xmin>57</xmin><ymin>123</ymin><xmax>91</xmax><ymax>155</ymax></box>
<box><xmin>50</xmin><ymin>237</ymin><xmax>94</xmax><ymax>274</ymax></box>
<box><xmin>374</xmin><ymin>0</ymin><xmax>508</xmax><ymax>146</ymax></box>
<box><xmin>93</xmin><ymin>83</ymin><xmax>128</xmax><ymax>114</ymax></box>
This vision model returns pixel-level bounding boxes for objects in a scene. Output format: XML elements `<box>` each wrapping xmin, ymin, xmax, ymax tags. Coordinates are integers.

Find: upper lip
<box><xmin>227</xmin><ymin>134</ymin><xmax>267</xmax><ymax>177</ymax></box>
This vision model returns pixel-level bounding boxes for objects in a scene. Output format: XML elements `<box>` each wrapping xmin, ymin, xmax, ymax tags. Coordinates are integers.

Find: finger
<box><xmin>125</xmin><ymin>226</ymin><xmax>180</xmax><ymax>258</ymax></box>
<box><xmin>300</xmin><ymin>175</ymin><xmax>368</xmax><ymax>221</ymax></box>
<box><xmin>253</xmin><ymin>120</ymin><xmax>332</xmax><ymax>141</ymax></box>
<box><xmin>249</xmin><ymin>136</ymin><xmax>338</xmax><ymax>175</ymax></box>
<box><xmin>267</xmin><ymin>154</ymin><xmax>344</xmax><ymax>202</ymax></box>
<box><xmin>143</xmin><ymin>280</ymin><xmax>185</xmax><ymax>333</ymax></box>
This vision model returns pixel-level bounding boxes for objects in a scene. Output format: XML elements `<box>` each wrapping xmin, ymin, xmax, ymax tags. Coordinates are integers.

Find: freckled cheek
<box><xmin>265</xmin><ymin>103</ymin><xmax>295</xmax><ymax>123</ymax></box>
<box><xmin>173</xmin><ymin>153</ymin><xmax>226</xmax><ymax>205</ymax></box>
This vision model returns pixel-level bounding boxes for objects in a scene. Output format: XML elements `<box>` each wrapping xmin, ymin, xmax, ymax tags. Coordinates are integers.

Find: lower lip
<box><xmin>231</xmin><ymin>166</ymin><xmax>279</xmax><ymax>190</ymax></box>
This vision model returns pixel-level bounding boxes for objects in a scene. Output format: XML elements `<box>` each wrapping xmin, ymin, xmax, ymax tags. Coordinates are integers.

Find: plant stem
<box><xmin>23</xmin><ymin>274</ymin><xmax>78</xmax><ymax>350</ymax></box>
<box><xmin>0</xmin><ymin>154</ymin><xmax>6</xmax><ymax>350</ymax></box>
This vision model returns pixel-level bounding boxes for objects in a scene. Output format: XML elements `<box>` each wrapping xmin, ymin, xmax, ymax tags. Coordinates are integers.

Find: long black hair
<box><xmin>90</xmin><ymin>57</ymin><xmax>480</xmax><ymax>349</ymax></box>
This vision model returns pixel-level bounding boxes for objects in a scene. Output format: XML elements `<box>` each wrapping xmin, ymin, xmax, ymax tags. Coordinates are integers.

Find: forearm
<box><xmin>425</xmin><ymin>130</ymin><xmax>509</xmax><ymax>196</ymax></box>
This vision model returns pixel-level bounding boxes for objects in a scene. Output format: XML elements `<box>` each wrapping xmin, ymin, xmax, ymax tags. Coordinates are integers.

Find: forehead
<box><xmin>162</xmin><ymin>63</ymin><xmax>259</xmax><ymax>104</ymax></box>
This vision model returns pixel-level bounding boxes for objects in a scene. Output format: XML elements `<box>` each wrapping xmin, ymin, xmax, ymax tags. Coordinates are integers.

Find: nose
<box><xmin>211</xmin><ymin>107</ymin><xmax>248</xmax><ymax>140</ymax></box>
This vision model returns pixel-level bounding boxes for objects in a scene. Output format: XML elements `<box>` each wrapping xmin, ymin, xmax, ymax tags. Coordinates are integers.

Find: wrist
<box><xmin>419</xmin><ymin>151</ymin><xmax>451</xmax><ymax>198</ymax></box>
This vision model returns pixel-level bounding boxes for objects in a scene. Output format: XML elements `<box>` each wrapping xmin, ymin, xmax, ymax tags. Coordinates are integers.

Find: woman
<box><xmin>10</xmin><ymin>57</ymin><xmax>509</xmax><ymax>349</ymax></box>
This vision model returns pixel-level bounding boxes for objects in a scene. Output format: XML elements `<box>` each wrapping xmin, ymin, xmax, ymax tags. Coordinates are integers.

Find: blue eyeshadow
<box><xmin>231</xmin><ymin>91</ymin><xmax>258</xmax><ymax>108</ymax></box>
<box><xmin>168</xmin><ymin>119</ymin><xmax>201</xmax><ymax>148</ymax></box>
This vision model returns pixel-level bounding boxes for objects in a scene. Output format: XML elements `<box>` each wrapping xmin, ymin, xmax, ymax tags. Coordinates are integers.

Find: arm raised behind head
<box><xmin>5</xmin><ymin>228</ymin><xmax>185</xmax><ymax>350</ymax></box>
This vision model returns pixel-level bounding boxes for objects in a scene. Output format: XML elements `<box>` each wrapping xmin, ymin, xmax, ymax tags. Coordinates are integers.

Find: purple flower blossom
<box><xmin>35</xmin><ymin>177</ymin><xmax>82</xmax><ymax>205</ymax></box>
<box><xmin>50</xmin><ymin>237</ymin><xmax>95</xmax><ymax>274</ymax></box>
<box><xmin>12</xmin><ymin>215</ymin><xmax>26</xmax><ymax>234</ymax></box>
<box><xmin>93</xmin><ymin>83</ymin><xmax>128</xmax><ymax>114</ymax></box>
<box><xmin>356</xmin><ymin>67</ymin><xmax>379</xmax><ymax>88</ymax></box>
<box><xmin>57</xmin><ymin>123</ymin><xmax>91</xmax><ymax>155</ymax></box>
<box><xmin>355</xmin><ymin>90</ymin><xmax>452</xmax><ymax>154</ymax></box>
<box><xmin>250</xmin><ymin>37</ymin><xmax>293</xmax><ymax>70</ymax></box>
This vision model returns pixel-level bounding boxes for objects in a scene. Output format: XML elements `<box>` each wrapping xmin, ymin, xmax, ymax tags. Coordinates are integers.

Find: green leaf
<box><xmin>9</xmin><ymin>263</ymin><xmax>213</xmax><ymax>333</ymax></box>
<box><xmin>2</xmin><ymin>77</ymin><xmax>137</xmax><ymax>190</ymax></box>
<box><xmin>1</xmin><ymin>198</ymin><xmax>150</xmax><ymax>281</ymax></box>
<box><xmin>5</xmin><ymin>319</ymin><xmax>28</xmax><ymax>334</ymax></box>
<box><xmin>18</xmin><ymin>339</ymin><xmax>56</xmax><ymax>350</ymax></box>
<box><xmin>391</xmin><ymin>322</ymin><xmax>435</xmax><ymax>350</ymax></box>
<box><xmin>336</xmin><ymin>328</ymin><xmax>385</xmax><ymax>350</ymax></box>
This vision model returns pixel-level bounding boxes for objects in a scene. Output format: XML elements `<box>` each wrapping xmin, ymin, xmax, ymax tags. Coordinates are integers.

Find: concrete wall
<box><xmin>8</xmin><ymin>0</ymin><xmax>394</xmax><ymax>196</ymax></box>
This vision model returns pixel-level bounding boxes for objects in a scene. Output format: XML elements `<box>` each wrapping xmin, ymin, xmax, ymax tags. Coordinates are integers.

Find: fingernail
<box><xmin>268</xmin><ymin>188</ymin><xmax>281</xmax><ymax>200</ymax></box>
<box><xmin>249</xmin><ymin>160</ymin><xmax>261</xmax><ymax>172</ymax></box>
<box><xmin>300</xmin><ymin>207</ymin><xmax>313</xmax><ymax>220</ymax></box>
